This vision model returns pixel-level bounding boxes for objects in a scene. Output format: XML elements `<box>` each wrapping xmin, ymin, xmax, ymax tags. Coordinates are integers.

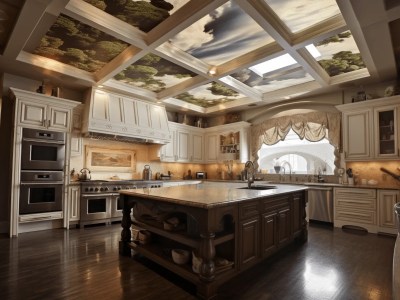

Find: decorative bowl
<box><xmin>138</xmin><ymin>230</ymin><xmax>152</xmax><ymax>245</ymax></box>
<box><xmin>171</xmin><ymin>249</ymin><xmax>190</xmax><ymax>265</ymax></box>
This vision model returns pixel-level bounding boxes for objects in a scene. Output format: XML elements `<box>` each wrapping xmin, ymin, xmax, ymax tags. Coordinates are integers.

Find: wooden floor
<box><xmin>0</xmin><ymin>223</ymin><xmax>395</xmax><ymax>300</ymax></box>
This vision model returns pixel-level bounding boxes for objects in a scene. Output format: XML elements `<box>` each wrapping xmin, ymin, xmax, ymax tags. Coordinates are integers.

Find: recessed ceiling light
<box><xmin>98</xmin><ymin>85</ymin><xmax>104</xmax><ymax>88</ymax></box>
<box><xmin>207</xmin><ymin>67</ymin><xmax>217</xmax><ymax>76</ymax></box>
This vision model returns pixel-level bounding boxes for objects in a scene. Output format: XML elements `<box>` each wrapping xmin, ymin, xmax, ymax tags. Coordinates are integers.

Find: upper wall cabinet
<box><xmin>160</xmin><ymin>122</ymin><xmax>204</xmax><ymax>163</ymax></box>
<box><xmin>10</xmin><ymin>88</ymin><xmax>79</xmax><ymax>132</ymax></box>
<box><xmin>81</xmin><ymin>88</ymin><xmax>171</xmax><ymax>144</ymax></box>
<box><xmin>336</xmin><ymin>96</ymin><xmax>400</xmax><ymax>161</ymax></box>
<box><xmin>205</xmin><ymin>122</ymin><xmax>251</xmax><ymax>163</ymax></box>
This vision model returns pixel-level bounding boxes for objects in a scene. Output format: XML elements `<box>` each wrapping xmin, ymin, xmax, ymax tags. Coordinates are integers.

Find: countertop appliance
<box><xmin>308</xmin><ymin>186</ymin><xmax>333</xmax><ymax>223</ymax></box>
<box><xmin>196</xmin><ymin>172</ymin><xmax>207</xmax><ymax>179</ymax></box>
<box><xmin>79</xmin><ymin>180</ymin><xmax>162</xmax><ymax>227</ymax></box>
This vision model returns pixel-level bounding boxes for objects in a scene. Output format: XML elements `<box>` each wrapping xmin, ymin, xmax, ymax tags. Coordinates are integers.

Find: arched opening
<box><xmin>258</xmin><ymin>129</ymin><xmax>335</xmax><ymax>174</ymax></box>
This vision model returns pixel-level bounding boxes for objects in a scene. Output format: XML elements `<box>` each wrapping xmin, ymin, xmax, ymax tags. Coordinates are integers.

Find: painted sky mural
<box><xmin>114</xmin><ymin>53</ymin><xmax>197</xmax><ymax>92</ymax></box>
<box><xmin>231</xmin><ymin>68</ymin><xmax>314</xmax><ymax>93</ymax></box>
<box><xmin>264</xmin><ymin>0</ymin><xmax>340</xmax><ymax>33</ymax></box>
<box><xmin>174</xmin><ymin>82</ymin><xmax>245</xmax><ymax>108</ymax></box>
<box><xmin>167</xmin><ymin>1</ymin><xmax>274</xmax><ymax>65</ymax></box>
<box><xmin>34</xmin><ymin>14</ymin><xmax>128</xmax><ymax>72</ymax></box>
<box><xmin>312</xmin><ymin>31</ymin><xmax>366</xmax><ymax>76</ymax></box>
<box><xmin>83</xmin><ymin>0</ymin><xmax>189</xmax><ymax>32</ymax></box>
<box><xmin>27</xmin><ymin>0</ymin><xmax>370</xmax><ymax>111</ymax></box>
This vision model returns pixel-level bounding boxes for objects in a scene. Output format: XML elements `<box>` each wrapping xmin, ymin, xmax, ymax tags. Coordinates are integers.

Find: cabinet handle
<box><xmin>48</xmin><ymin>119</ymin><xmax>50</xmax><ymax>128</ymax></box>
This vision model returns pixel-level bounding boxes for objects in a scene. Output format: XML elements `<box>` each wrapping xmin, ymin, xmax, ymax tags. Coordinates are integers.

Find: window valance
<box><xmin>250</xmin><ymin>111</ymin><xmax>341</xmax><ymax>160</ymax></box>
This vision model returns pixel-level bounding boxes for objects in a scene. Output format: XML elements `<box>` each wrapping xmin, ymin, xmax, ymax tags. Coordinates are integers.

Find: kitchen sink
<box><xmin>238</xmin><ymin>185</ymin><xmax>277</xmax><ymax>190</ymax></box>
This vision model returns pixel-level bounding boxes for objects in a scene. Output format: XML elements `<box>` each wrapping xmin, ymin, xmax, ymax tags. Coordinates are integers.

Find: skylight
<box><xmin>249</xmin><ymin>44</ymin><xmax>320</xmax><ymax>77</ymax></box>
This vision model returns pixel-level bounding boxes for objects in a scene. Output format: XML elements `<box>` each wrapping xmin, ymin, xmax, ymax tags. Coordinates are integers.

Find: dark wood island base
<box><xmin>119</xmin><ymin>184</ymin><xmax>307</xmax><ymax>299</ymax></box>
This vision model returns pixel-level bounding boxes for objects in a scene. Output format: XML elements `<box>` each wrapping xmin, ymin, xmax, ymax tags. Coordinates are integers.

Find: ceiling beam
<box><xmin>337</xmin><ymin>0</ymin><xmax>397</xmax><ymax>80</ymax></box>
<box><xmin>218</xmin><ymin>76</ymin><xmax>263</xmax><ymax>102</ymax></box>
<box><xmin>157</xmin><ymin>75</ymin><xmax>210</xmax><ymax>100</ymax></box>
<box><xmin>64</xmin><ymin>0</ymin><xmax>147</xmax><ymax>48</ymax></box>
<box><xmin>3</xmin><ymin>0</ymin><xmax>53</xmax><ymax>59</ymax></box>
<box><xmin>17</xmin><ymin>51</ymin><xmax>95</xmax><ymax>83</ymax></box>
<box><xmin>94</xmin><ymin>46</ymin><xmax>146</xmax><ymax>84</ymax></box>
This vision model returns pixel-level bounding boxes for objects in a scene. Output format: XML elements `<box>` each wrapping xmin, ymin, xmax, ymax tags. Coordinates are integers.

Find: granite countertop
<box><xmin>204</xmin><ymin>179</ymin><xmax>400</xmax><ymax>190</ymax></box>
<box><xmin>119</xmin><ymin>182</ymin><xmax>307</xmax><ymax>209</ymax></box>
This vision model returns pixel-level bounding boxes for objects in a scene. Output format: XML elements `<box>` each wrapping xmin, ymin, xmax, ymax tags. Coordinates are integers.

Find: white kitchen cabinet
<box><xmin>337</xmin><ymin>96</ymin><xmax>400</xmax><ymax>161</ymax></box>
<box><xmin>8</xmin><ymin>88</ymin><xmax>80</xmax><ymax>237</ymax></box>
<box><xmin>205</xmin><ymin>133</ymin><xmax>219</xmax><ymax>162</ymax></box>
<box><xmin>13</xmin><ymin>88</ymin><xmax>77</xmax><ymax>132</ymax></box>
<box><xmin>374</xmin><ymin>105</ymin><xmax>398</xmax><ymax>159</ymax></box>
<box><xmin>68</xmin><ymin>185</ymin><xmax>81</xmax><ymax>222</ymax></box>
<box><xmin>160</xmin><ymin>122</ymin><xmax>204</xmax><ymax>163</ymax></box>
<box><xmin>377</xmin><ymin>189</ymin><xmax>399</xmax><ymax>234</ymax></box>
<box><xmin>204</xmin><ymin>121</ymin><xmax>251</xmax><ymax>163</ymax></box>
<box><xmin>334</xmin><ymin>187</ymin><xmax>377</xmax><ymax>233</ymax></box>
<box><xmin>70</xmin><ymin>104</ymin><xmax>84</xmax><ymax>157</ymax></box>
<box><xmin>342</xmin><ymin>109</ymin><xmax>372</xmax><ymax>160</ymax></box>
<box><xmin>82</xmin><ymin>88</ymin><xmax>171</xmax><ymax>143</ymax></box>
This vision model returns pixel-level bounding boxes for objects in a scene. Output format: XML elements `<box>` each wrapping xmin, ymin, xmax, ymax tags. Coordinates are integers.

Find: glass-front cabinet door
<box><xmin>374</xmin><ymin>105</ymin><xmax>398</xmax><ymax>158</ymax></box>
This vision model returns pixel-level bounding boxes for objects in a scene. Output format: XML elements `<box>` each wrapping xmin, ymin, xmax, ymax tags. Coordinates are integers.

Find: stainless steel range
<box><xmin>79</xmin><ymin>180</ymin><xmax>162</xmax><ymax>227</ymax></box>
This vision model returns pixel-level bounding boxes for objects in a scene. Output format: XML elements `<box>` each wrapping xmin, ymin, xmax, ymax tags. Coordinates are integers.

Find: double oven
<box><xmin>79</xmin><ymin>180</ymin><xmax>163</xmax><ymax>227</ymax></box>
<box><xmin>20</xmin><ymin>128</ymin><xmax>66</xmax><ymax>215</ymax></box>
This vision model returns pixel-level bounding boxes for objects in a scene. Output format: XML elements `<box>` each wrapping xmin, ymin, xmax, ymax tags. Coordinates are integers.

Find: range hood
<box><xmin>82</xmin><ymin>131</ymin><xmax>169</xmax><ymax>145</ymax></box>
<box><xmin>81</xmin><ymin>88</ymin><xmax>171</xmax><ymax>145</ymax></box>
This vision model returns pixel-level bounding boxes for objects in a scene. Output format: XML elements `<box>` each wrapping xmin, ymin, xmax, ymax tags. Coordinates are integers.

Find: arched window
<box><xmin>257</xmin><ymin>129</ymin><xmax>335</xmax><ymax>175</ymax></box>
<box><xmin>251</xmin><ymin>111</ymin><xmax>341</xmax><ymax>174</ymax></box>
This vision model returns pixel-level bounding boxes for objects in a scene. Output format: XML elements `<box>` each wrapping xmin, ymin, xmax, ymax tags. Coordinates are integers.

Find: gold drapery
<box><xmin>250</xmin><ymin>111</ymin><xmax>341</xmax><ymax>168</ymax></box>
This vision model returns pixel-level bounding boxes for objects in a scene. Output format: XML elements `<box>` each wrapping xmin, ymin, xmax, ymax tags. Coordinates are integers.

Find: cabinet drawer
<box><xmin>261</xmin><ymin>196</ymin><xmax>290</xmax><ymax>213</ymax></box>
<box><xmin>334</xmin><ymin>188</ymin><xmax>376</xmax><ymax>199</ymax></box>
<box><xmin>335</xmin><ymin>209</ymin><xmax>376</xmax><ymax>225</ymax></box>
<box><xmin>239</xmin><ymin>201</ymin><xmax>259</xmax><ymax>220</ymax></box>
<box><xmin>335</xmin><ymin>197</ymin><xmax>376</xmax><ymax>210</ymax></box>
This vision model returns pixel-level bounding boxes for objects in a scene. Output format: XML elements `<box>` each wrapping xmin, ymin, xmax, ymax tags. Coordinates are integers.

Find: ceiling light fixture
<box><xmin>207</xmin><ymin>67</ymin><xmax>217</xmax><ymax>76</ymax></box>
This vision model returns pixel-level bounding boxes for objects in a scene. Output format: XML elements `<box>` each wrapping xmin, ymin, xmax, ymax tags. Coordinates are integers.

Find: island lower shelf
<box><xmin>119</xmin><ymin>185</ymin><xmax>308</xmax><ymax>300</ymax></box>
<box><xmin>128</xmin><ymin>241</ymin><xmax>236</xmax><ymax>285</ymax></box>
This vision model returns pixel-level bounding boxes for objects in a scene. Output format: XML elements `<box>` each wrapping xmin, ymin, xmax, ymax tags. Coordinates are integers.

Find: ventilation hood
<box><xmin>81</xmin><ymin>88</ymin><xmax>171</xmax><ymax>145</ymax></box>
<box><xmin>82</xmin><ymin>131</ymin><xmax>169</xmax><ymax>145</ymax></box>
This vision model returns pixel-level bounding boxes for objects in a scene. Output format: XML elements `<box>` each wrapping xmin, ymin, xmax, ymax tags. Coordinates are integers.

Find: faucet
<box><xmin>244</xmin><ymin>161</ymin><xmax>255</xmax><ymax>188</ymax></box>
<box><xmin>280</xmin><ymin>161</ymin><xmax>292</xmax><ymax>181</ymax></box>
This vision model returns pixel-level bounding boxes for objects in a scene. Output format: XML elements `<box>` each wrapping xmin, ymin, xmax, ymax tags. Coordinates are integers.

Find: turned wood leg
<box><xmin>119</xmin><ymin>196</ymin><xmax>132</xmax><ymax>256</ymax></box>
<box><xmin>198</xmin><ymin>232</ymin><xmax>216</xmax><ymax>282</ymax></box>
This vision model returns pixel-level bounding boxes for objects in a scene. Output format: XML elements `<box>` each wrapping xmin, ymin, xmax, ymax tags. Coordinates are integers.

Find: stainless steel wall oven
<box><xmin>19</xmin><ymin>170</ymin><xmax>64</xmax><ymax>214</ymax></box>
<box><xmin>19</xmin><ymin>128</ymin><xmax>66</xmax><ymax>215</ymax></box>
<box><xmin>21</xmin><ymin>128</ymin><xmax>66</xmax><ymax>171</ymax></box>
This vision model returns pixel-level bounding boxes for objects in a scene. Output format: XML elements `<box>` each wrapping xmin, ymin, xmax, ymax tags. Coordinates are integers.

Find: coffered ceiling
<box><xmin>0</xmin><ymin>0</ymin><xmax>399</xmax><ymax>115</ymax></box>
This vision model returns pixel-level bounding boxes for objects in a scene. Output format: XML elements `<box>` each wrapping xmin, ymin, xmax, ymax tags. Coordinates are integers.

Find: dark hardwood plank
<box><xmin>0</xmin><ymin>223</ymin><xmax>395</xmax><ymax>300</ymax></box>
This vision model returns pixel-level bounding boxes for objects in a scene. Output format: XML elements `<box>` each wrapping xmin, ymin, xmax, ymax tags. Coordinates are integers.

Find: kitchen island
<box><xmin>119</xmin><ymin>182</ymin><xmax>308</xmax><ymax>299</ymax></box>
